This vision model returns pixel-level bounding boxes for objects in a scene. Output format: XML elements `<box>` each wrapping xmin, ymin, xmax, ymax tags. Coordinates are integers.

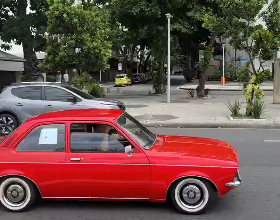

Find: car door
<box><xmin>43</xmin><ymin>86</ymin><xmax>80</xmax><ymax>113</ymax></box>
<box><xmin>64</xmin><ymin>121</ymin><xmax>151</xmax><ymax>199</ymax></box>
<box><xmin>10</xmin><ymin>86</ymin><xmax>45</xmax><ymax>120</ymax></box>
<box><xmin>11</xmin><ymin>123</ymin><xmax>69</xmax><ymax>198</ymax></box>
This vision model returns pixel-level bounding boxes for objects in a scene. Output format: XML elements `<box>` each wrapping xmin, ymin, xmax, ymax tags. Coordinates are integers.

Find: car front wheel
<box><xmin>0</xmin><ymin>177</ymin><xmax>37</xmax><ymax>212</ymax></box>
<box><xmin>169</xmin><ymin>177</ymin><xmax>216</xmax><ymax>215</ymax></box>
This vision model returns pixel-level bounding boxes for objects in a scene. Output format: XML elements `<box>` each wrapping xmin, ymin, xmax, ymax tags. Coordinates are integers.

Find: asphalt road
<box><xmin>1</xmin><ymin>128</ymin><xmax>280</xmax><ymax>220</ymax></box>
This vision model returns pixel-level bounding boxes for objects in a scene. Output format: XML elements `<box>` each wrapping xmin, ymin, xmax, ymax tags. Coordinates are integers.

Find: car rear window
<box><xmin>11</xmin><ymin>86</ymin><xmax>42</xmax><ymax>100</ymax></box>
<box><xmin>61</xmin><ymin>85</ymin><xmax>95</xmax><ymax>99</ymax></box>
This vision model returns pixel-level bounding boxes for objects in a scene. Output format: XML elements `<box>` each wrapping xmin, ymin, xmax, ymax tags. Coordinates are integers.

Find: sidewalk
<box><xmin>125</xmin><ymin>100</ymin><xmax>280</xmax><ymax>128</ymax></box>
<box><xmin>179</xmin><ymin>81</ymin><xmax>273</xmax><ymax>92</ymax></box>
<box><xmin>103</xmin><ymin>83</ymin><xmax>280</xmax><ymax>128</ymax></box>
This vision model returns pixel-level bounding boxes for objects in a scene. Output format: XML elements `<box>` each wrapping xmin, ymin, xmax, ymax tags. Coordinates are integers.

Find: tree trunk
<box><xmin>143</xmin><ymin>52</ymin><xmax>151</xmax><ymax>73</ymax></box>
<box><xmin>22</xmin><ymin>42</ymin><xmax>36</xmax><ymax>78</ymax></box>
<box><xmin>128</xmin><ymin>45</ymin><xmax>136</xmax><ymax>77</ymax></box>
<box><xmin>19</xmin><ymin>0</ymin><xmax>36</xmax><ymax>78</ymax></box>
<box><xmin>122</xmin><ymin>56</ymin><xmax>127</xmax><ymax>73</ymax></box>
<box><xmin>196</xmin><ymin>33</ymin><xmax>217</xmax><ymax>97</ymax></box>
<box><xmin>154</xmin><ymin>54</ymin><xmax>165</xmax><ymax>94</ymax></box>
<box><xmin>67</xmin><ymin>69</ymin><xmax>74</xmax><ymax>85</ymax></box>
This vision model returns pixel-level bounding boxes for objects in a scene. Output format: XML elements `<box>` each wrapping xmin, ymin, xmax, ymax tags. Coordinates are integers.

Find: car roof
<box><xmin>26</xmin><ymin>109</ymin><xmax>124</xmax><ymax>123</ymax></box>
<box><xmin>10</xmin><ymin>82</ymin><xmax>68</xmax><ymax>87</ymax></box>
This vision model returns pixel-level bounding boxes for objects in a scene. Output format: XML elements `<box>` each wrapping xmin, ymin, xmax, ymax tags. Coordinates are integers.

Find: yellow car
<box><xmin>115</xmin><ymin>74</ymin><xmax>131</xmax><ymax>86</ymax></box>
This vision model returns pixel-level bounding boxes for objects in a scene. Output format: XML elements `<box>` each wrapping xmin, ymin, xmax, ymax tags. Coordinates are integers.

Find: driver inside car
<box><xmin>93</xmin><ymin>124</ymin><xmax>126</xmax><ymax>152</ymax></box>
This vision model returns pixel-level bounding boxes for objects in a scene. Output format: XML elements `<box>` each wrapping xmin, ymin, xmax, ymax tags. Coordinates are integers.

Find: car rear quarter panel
<box><xmin>146</xmin><ymin>152</ymin><xmax>238</xmax><ymax>200</ymax></box>
<box><xmin>0</xmin><ymin>121</ymin><xmax>68</xmax><ymax>198</ymax></box>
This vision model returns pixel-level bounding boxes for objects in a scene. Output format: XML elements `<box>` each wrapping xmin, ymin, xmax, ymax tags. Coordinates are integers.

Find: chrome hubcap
<box><xmin>0</xmin><ymin>116</ymin><xmax>15</xmax><ymax>135</ymax></box>
<box><xmin>181</xmin><ymin>185</ymin><xmax>202</xmax><ymax>204</ymax></box>
<box><xmin>175</xmin><ymin>178</ymin><xmax>209</xmax><ymax>212</ymax></box>
<box><xmin>5</xmin><ymin>184</ymin><xmax>25</xmax><ymax>204</ymax></box>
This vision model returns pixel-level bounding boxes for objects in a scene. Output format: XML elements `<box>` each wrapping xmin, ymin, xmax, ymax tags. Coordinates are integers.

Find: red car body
<box><xmin>0</xmin><ymin>109</ymin><xmax>241</xmax><ymax>213</ymax></box>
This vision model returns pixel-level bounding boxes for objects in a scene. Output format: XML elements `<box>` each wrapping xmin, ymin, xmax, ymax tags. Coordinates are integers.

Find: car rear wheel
<box><xmin>0</xmin><ymin>114</ymin><xmax>18</xmax><ymax>136</ymax></box>
<box><xmin>169</xmin><ymin>178</ymin><xmax>215</xmax><ymax>215</ymax></box>
<box><xmin>0</xmin><ymin>177</ymin><xmax>37</xmax><ymax>212</ymax></box>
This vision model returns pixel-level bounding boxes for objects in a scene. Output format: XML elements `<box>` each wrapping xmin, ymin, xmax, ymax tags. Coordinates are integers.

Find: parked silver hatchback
<box><xmin>0</xmin><ymin>82</ymin><xmax>126</xmax><ymax>135</ymax></box>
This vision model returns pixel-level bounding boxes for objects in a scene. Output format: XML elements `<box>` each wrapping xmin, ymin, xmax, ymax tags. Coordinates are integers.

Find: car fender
<box><xmin>0</xmin><ymin>169</ymin><xmax>41</xmax><ymax>195</ymax></box>
<box><xmin>0</xmin><ymin>169</ymin><xmax>38</xmax><ymax>183</ymax></box>
<box><xmin>166</xmin><ymin>170</ymin><xmax>220</xmax><ymax>197</ymax></box>
<box><xmin>150</xmin><ymin>167</ymin><xmax>225</xmax><ymax>200</ymax></box>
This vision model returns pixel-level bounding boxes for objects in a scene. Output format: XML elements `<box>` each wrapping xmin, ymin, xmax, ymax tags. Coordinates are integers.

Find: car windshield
<box><xmin>61</xmin><ymin>85</ymin><xmax>95</xmax><ymax>99</ymax></box>
<box><xmin>117</xmin><ymin>112</ymin><xmax>157</xmax><ymax>150</ymax></box>
<box><xmin>116</xmin><ymin>75</ymin><xmax>125</xmax><ymax>78</ymax></box>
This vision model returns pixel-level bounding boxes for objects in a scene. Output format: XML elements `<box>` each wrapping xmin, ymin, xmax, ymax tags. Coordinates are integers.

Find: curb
<box><xmin>142</xmin><ymin>122</ymin><xmax>280</xmax><ymax>129</ymax></box>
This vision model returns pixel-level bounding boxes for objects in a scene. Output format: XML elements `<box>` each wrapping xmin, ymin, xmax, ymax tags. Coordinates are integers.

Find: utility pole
<box><xmin>273</xmin><ymin>0</ymin><xmax>280</xmax><ymax>104</ymax></box>
<box><xmin>222</xmin><ymin>43</ymin><xmax>225</xmax><ymax>86</ymax></box>
<box><xmin>273</xmin><ymin>48</ymin><xmax>280</xmax><ymax>104</ymax></box>
<box><xmin>166</xmin><ymin>13</ymin><xmax>172</xmax><ymax>103</ymax></box>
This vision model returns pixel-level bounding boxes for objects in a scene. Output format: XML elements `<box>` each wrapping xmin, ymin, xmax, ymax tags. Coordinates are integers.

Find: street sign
<box><xmin>240</xmin><ymin>58</ymin><xmax>249</xmax><ymax>62</ymax></box>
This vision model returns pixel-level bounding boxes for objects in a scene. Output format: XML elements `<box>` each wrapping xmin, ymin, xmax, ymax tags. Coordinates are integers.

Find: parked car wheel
<box><xmin>169</xmin><ymin>178</ymin><xmax>215</xmax><ymax>215</ymax></box>
<box><xmin>0</xmin><ymin>113</ymin><xmax>18</xmax><ymax>136</ymax></box>
<box><xmin>0</xmin><ymin>177</ymin><xmax>37</xmax><ymax>212</ymax></box>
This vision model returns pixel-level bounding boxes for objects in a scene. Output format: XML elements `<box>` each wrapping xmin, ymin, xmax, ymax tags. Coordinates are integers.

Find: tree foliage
<box><xmin>101</xmin><ymin>0</ymin><xmax>200</xmax><ymax>93</ymax></box>
<box><xmin>202</xmin><ymin>0</ymin><xmax>279</xmax><ymax>114</ymax></box>
<box><xmin>45</xmin><ymin>0</ymin><xmax>112</xmax><ymax>74</ymax></box>
<box><xmin>0</xmin><ymin>0</ymin><xmax>48</xmax><ymax>76</ymax></box>
<box><xmin>204</xmin><ymin>0</ymin><xmax>279</xmax><ymax>74</ymax></box>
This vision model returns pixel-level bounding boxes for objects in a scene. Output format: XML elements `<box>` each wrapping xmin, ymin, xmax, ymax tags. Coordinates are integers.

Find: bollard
<box><xmin>107</xmin><ymin>87</ymin><xmax>112</xmax><ymax>93</ymax></box>
<box><xmin>117</xmin><ymin>88</ymin><xmax>122</xmax><ymax>94</ymax></box>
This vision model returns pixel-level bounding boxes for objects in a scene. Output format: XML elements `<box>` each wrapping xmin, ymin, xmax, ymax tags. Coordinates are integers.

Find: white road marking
<box><xmin>264</xmin><ymin>140</ymin><xmax>280</xmax><ymax>143</ymax></box>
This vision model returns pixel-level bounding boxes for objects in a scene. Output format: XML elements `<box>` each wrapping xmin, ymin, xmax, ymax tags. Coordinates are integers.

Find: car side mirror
<box><xmin>67</xmin><ymin>96</ymin><xmax>77</xmax><ymax>103</ymax></box>
<box><xmin>125</xmin><ymin>145</ymin><xmax>133</xmax><ymax>157</ymax></box>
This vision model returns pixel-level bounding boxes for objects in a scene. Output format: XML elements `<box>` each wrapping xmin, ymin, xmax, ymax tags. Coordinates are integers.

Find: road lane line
<box><xmin>264</xmin><ymin>140</ymin><xmax>280</xmax><ymax>143</ymax></box>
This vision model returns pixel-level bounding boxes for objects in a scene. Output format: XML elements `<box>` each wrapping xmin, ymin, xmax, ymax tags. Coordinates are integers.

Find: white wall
<box><xmin>0</xmin><ymin>60</ymin><xmax>24</xmax><ymax>72</ymax></box>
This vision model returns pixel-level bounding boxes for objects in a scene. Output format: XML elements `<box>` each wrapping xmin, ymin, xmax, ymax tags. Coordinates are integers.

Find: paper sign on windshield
<box><xmin>38</xmin><ymin>128</ymin><xmax>58</xmax><ymax>145</ymax></box>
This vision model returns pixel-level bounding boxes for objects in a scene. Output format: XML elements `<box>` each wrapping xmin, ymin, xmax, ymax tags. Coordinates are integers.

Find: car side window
<box><xmin>70</xmin><ymin>123</ymin><xmax>134</xmax><ymax>153</ymax></box>
<box><xmin>11</xmin><ymin>86</ymin><xmax>42</xmax><ymax>100</ymax></box>
<box><xmin>16</xmin><ymin>124</ymin><xmax>66</xmax><ymax>152</ymax></box>
<box><xmin>45</xmin><ymin>86</ymin><xmax>75</xmax><ymax>102</ymax></box>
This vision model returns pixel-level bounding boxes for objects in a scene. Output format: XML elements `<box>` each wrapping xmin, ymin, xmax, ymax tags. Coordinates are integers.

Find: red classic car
<box><xmin>0</xmin><ymin>109</ymin><xmax>241</xmax><ymax>214</ymax></box>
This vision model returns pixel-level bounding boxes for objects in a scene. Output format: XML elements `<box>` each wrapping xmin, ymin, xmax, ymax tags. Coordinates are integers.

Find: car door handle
<box><xmin>15</xmin><ymin>103</ymin><xmax>23</xmax><ymax>106</ymax></box>
<box><xmin>46</xmin><ymin>105</ymin><xmax>53</xmax><ymax>107</ymax></box>
<box><xmin>70</xmin><ymin>158</ymin><xmax>83</xmax><ymax>161</ymax></box>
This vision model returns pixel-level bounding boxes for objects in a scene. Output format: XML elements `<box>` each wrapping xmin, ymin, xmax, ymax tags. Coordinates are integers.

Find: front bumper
<box><xmin>226</xmin><ymin>169</ymin><xmax>242</xmax><ymax>188</ymax></box>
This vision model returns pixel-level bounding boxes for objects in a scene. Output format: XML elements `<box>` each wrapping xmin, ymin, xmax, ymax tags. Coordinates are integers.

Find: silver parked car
<box><xmin>0</xmin><ymin>82</ymin><xmax>126</xmax><ymax>135</ymax></box>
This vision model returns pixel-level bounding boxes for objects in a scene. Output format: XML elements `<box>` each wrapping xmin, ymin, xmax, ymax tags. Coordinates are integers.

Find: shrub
<box><xmin>21</xmin><ymin>74</ymin><xmax>31</xmax><ymax>82</ymax></box>
<box><xmin>226</xmin><ymin>100</ymin><xmax>242</xmax><ymax>117</ymax></box>
<box><xmin>73</xmin><ymin>74</ymin><xmax>87</xmax><ymax>90</ymax></box>
<box><xmin>86</xmin><ymin>80</ymin><xmax>103</xmax><ymax>98</ymax></box>
<box><xmin>251</xmin><ymin>100</ymin><xmax>265</xmax><ymax>119</ymax></box>
<box><xmin>46</xmin><ymin>75</ymin><xmax>56</xmax><ymax>82</ymax></box>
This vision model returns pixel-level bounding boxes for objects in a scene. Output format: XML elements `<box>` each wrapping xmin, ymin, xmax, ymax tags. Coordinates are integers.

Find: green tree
<box><xmin>45</xmin><ymin>0</ymin><xmax>112</xmax><ymax>84</ymax></box>
<box><xmin>0</xmin><ymin>0</ymin><xmax>48</xmax><ymax>77</ymax></box>
<box><xmin>102</xmin><ymin>0</ymin><xmax>196</xmax><ymax>94</ymax></box>
<box><xmin>205</xmin><ymin>0</ymin><xmax>280</xmax><ymax>115</ymax></box>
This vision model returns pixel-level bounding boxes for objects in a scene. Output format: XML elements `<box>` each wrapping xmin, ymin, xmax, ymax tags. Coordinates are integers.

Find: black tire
<box><xmin>0</xmin><ymin>177</ymin><xmax>37</xmax><ymax>212</ymax></box>
<box><xmin>169</xmin><ymin>177</ymin><xmax>216</xmax><ymax>215</ymax></box>
<box><xmin>0</xmin><ymin>113</ymin><xmax>18</xmax><ymax>136</ymax></box>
